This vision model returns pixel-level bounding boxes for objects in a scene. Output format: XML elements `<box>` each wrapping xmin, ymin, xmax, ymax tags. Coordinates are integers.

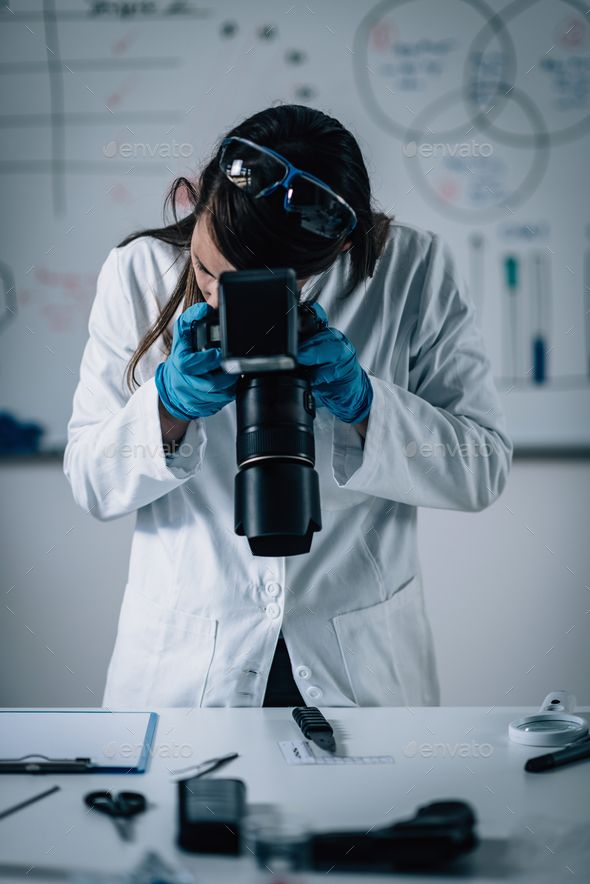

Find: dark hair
<box><xmin>121</xmin><ymin>104</ymin><xmax>393</xmax><ymax>391</ymax></box>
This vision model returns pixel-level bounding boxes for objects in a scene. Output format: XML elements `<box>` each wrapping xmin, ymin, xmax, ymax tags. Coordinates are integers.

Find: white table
<box><xmin>0</xmin><ymin>706</ymin><xmax>588</xmax><ymax>883</ymax></box>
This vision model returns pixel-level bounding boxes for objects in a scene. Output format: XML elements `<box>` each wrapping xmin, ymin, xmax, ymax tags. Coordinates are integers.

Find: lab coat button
<box><xmin>265</xmin><ymin>602</ymin><xmax>281</xmax><ymax>619</ymax></box>
<box><xmin>296</xmin><ymin>666</ymin><xmax>311</xmax><ymax>680</ymax></box>
<box><xmin>306</xmin><ymin>685</ymin><xmax>323</xmax><ymax>700</ymax></box>
<box><xmin>266</xmin><ymin>582</ymin><xmax>281</xmax><ymax>597</ymax></box>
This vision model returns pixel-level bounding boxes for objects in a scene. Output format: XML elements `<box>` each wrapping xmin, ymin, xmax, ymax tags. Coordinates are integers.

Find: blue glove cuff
<box><xmin>155</xmin><ymin>362</ymin><xmax>195</xmax><ymax>423</ymax></box>
<box><xmin>315</xmin><ymin>367</ymin><xmax>373</xmax><ymax>424</ymax></box>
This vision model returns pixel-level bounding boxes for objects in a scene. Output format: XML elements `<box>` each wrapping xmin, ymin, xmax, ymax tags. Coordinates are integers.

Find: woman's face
<box><xmin>190</xmin><ymin>215</ymin><xmax>235</xmax><ymax>309</ymax></box>
<box><xmin>190</xmin><ymin>214</ymin><xmax>326</xmax><ymax>308</ymax></box>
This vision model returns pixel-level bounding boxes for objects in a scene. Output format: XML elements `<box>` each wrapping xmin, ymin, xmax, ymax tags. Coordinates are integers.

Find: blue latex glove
<box><xmin>296</xmin><ymin>302</ymin><xmax>373</xmax><ymax>424</ymax></box>
<box><xmin>155</xmin><ymin>303</ymin><xmax>238</xmax><ymax>421</ymax></box>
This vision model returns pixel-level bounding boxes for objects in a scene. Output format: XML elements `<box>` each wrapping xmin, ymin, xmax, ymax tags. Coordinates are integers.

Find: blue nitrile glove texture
<box><xmin>155</xmin><ymin>302</ymin><xmax>238</xmax><ymax>421</ymax></box>
<box><xmin>296</xmin><ymin>302</ymin><xmax>373</xmax><ymax>424</ymax></box>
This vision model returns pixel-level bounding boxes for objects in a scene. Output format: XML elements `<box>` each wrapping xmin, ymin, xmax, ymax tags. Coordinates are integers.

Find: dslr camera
<box><xmin>190</xmin><ymin>268</ymin><xmax>325</xmax><ymax>557</ymax></box>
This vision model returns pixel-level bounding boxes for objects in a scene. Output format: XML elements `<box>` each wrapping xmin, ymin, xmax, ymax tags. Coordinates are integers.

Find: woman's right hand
<box><xmin>155</xmin><ymin>302</ymin><xmax>238</xmax><ymax>421</ymax></box>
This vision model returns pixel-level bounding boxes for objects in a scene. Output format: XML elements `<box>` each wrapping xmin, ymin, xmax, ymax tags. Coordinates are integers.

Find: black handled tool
<box><xmin>525</xmin><ymin>736</ymin><xmax>590</xmax><ymax>772</ymax></box>
<box><xmin>292</xmin><ymin>706</ymin><xmax>336</xmax><ymax>753</ymax></box>
<box><xmin>310</xmin><ymin>799</ymin><xmax>478</xmax><ymax>871</ymax></box>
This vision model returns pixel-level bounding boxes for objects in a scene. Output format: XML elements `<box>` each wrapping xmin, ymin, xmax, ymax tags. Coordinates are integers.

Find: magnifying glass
<box><xmin>508</xmin><ymin>690</ymin><xmax>589</xmax><ymax>747</ymax></box>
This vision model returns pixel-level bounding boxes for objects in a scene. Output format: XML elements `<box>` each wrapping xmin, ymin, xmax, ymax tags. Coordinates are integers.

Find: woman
<box><xmin>64</xmin><ymin>105</ymin><xmax>512</xmax><ymax>709</ymax></box>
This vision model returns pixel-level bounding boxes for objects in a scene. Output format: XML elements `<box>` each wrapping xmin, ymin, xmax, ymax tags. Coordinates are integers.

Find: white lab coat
<box><xmin>64</xmin><ymin>222</ymin><xmax>512</xmax><ymax>709</ymax></box>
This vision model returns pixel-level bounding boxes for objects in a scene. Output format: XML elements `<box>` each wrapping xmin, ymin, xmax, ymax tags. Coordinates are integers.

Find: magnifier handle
<box><xmin>539</xmin><ymin>690</ymin><xmax>577</xmax><ymax>715</ymax></box>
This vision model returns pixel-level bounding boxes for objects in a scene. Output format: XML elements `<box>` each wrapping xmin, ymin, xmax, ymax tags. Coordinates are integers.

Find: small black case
<box><xmin>177</xmin><ymin>777</ymin><xmax>246</xmax><ymax>855</ymax></box>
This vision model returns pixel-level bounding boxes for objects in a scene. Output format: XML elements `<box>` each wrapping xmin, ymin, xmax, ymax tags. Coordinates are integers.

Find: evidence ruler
<box><xmin>279</xmin><ymin>740</ymin><xmax>394</xmax><ymax>766</ymax></box>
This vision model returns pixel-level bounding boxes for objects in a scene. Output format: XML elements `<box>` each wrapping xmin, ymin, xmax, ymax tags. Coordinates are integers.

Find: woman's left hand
<box><xmin>296</xmin><ymin>302</ymin><xmax>373</xmax><ymax>424</ymax></box>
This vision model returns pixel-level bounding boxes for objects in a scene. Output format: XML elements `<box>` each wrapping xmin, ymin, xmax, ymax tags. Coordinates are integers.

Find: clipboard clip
<box><xmin>0</xmin><ymin>754</ymin><xmax>98</xmax><ymax>774</ymax></box>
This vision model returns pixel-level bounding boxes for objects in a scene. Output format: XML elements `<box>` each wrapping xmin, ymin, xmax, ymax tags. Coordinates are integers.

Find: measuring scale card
<box><xmin>279</xmin><ymin>740</ymin><xmax>395</xmax><ymax>765</ymax></box>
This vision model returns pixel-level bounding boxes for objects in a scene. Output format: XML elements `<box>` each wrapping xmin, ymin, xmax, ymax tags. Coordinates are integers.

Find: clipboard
<box><xmin>0</xmin><ymin>708</ymin><xmax>159</xmax><ymax>774</ymax></box>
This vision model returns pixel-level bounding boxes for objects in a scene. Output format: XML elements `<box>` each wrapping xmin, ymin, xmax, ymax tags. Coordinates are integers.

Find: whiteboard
<box><xmin>1</xmin><ymin>0</ymin><xmax>589</xmax><ymax>453</ymax></box>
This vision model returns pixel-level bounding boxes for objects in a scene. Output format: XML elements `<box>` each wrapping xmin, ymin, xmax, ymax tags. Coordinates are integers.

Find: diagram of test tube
<box><xmin>529</xmin><ymin>251</ymin><xmax>551</xmax><ymax>385</ymax></box>
<box><xmin>469</xmin><ymin>232</ymin><xmax>485</xmax><ymax>320</ymax></box>
<box><xmin>0</xmin><ymin>260</ymin><xmax>16</xmax><ymax>333</ymax></box>
<box><xmin>502</xmin><ymin>255</ymin><xmax>522</xmax><ymax>384</ymax></box>
<box><xmin>585</xmin><ymin>248</ymin><xmax>590</xmax><ymax>380</ymax></box>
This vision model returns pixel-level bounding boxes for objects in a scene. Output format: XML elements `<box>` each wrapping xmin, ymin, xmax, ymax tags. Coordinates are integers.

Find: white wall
<box><xmin>1</xmin><ymin>458</ymin><xmax>588</xmax><ymax>707</ymax></box>
<box><xmin>419</xmin><ymin>459</ymin><xmax>590</xmax><ymax>706</ymax></box>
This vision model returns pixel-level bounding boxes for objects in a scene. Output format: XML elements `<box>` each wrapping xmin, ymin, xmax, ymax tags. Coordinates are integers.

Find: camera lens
<box><xmin>236</xmin><ymin>374</ymin><xmax>315</xmax><ymax>466</ymax></box>
<box><xmin>234</xmin><ymin>373</ymin><xmax>322</xmax><ymax>556</ymax></box>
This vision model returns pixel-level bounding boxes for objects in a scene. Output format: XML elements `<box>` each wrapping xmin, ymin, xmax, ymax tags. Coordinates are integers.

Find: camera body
<box><xmin>189</xmin><ymin>268</ymin><xmax>326</xmax><ymax>373</ymax></box>
<box><xmin>190</xmin><ymin>268</ymin><xmax>324</xmax><ymax>557</ymax></box>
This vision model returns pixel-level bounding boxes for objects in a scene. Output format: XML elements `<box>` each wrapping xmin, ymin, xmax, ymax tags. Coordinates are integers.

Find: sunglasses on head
<box><xmin>218</xmin><ymin>136</ymin><xmax>357</xmax><ymax>240</ymax></box>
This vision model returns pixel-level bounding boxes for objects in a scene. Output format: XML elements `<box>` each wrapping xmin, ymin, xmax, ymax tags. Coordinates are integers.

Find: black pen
<box><xmin>525</xmin><ymin>737</ymin><xmax>590</xmax><ymax>773</ymax></box>
<box><xmin>292</xmin><ymin>707</ymin><xmax>336</xmax><ymax>753</ymax></box>
<box><xmin>0</xmin><ymin>785</ymin><xmax>60</xmax><ymax>821</ymax></box>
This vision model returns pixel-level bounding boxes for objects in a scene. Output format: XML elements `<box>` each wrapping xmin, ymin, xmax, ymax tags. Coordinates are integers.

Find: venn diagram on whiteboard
<box><xmin>354</xmin><ymin>0</ymin><xmax>590</xmax><ymax>220</ymax></box>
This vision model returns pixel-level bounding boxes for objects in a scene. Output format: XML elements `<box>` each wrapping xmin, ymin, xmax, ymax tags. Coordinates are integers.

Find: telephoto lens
<box><xmin>234</xmin><ymin>369</ymin><xmax>321</xmax><ymax>556</ymax></box>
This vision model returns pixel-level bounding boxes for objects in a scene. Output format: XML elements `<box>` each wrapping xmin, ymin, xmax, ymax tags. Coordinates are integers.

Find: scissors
<box><xmin>84</xmin><ymin>790</ymin><xmax>146</xmax><ymax>842</ymax></box>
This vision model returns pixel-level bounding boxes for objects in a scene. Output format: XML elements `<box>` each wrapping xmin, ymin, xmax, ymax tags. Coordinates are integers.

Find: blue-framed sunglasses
<box><xmin>219</xmin><ymin>136</ymin><xmax>357</xmax><ymax>240</ymax></box>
